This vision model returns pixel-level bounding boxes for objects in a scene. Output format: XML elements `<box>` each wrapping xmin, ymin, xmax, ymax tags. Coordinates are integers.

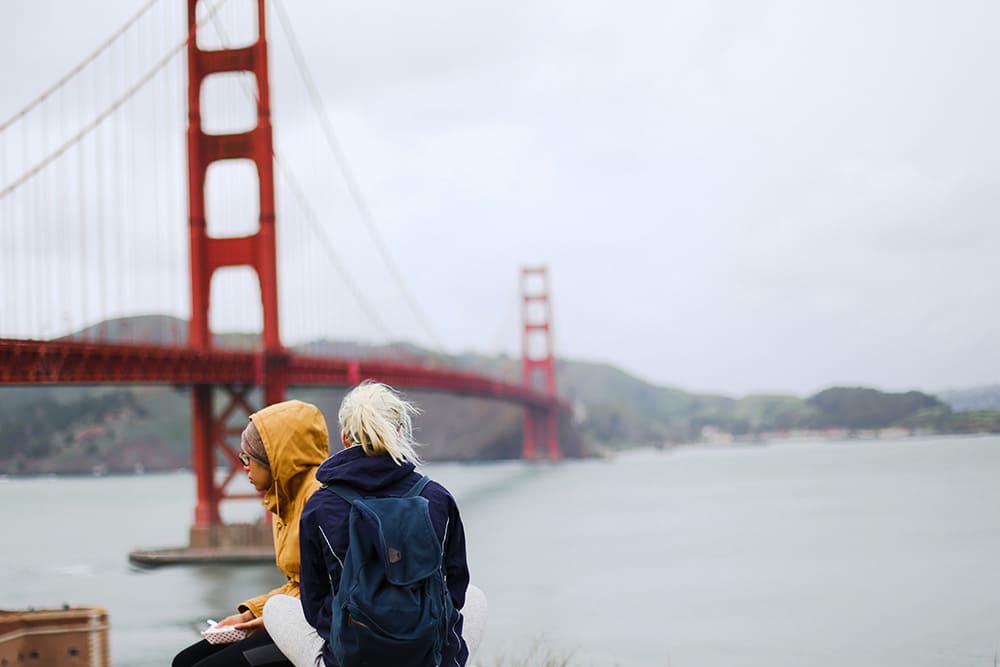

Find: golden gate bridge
<box><xmin>0</xmin><ymin>0</ymin><xmax>566</xmax><ymax>554</ymax></box>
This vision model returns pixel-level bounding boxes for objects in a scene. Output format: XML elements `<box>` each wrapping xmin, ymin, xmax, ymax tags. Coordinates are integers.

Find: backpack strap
<box><xmin>404</xmin><ymin>475</ymin><xmax>430</xmax><ymax>498</ymax></box>
<box><xmin>322</xmin><ymin>475</ymin><xmax>429</xmax><ymax>501</ymax></box>
<box><xmin>321</xmin><ymin>482</ymin><xmax>363</xmax><ymax>503</ymax></box>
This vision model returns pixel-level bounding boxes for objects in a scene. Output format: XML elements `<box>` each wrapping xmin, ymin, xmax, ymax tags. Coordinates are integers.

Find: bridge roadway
<box><xmin>0</xmin><ymin>338</ymin><xmax>566</xmax><ymax>411</ymax></box>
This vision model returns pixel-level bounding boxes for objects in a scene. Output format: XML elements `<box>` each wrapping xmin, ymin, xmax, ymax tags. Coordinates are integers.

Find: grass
<box><xmin>486</xmin><ymin>644</ymin><xmax>572</xmax><ymax>667</ymax></box>
<box><xmin>482</xmin><ymin>638</ymin><xmax>622</xmax><ymax>667</ymax></box>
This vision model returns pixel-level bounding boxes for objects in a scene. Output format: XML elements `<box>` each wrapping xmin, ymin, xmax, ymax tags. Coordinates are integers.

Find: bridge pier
<box><xmin>129</xmin><ymin>523</ymin><xmax>274</xmax><ymax>567</ymax></box>
<box><xmin>129</xmin><ymin>381</ymin><xmax>276</xmax><ymax>567</ymax></box>
<box><xmin>191</xmin><ymin>384</ymin><xmax>220</xmax><ymax>528</ymax></box>
<box><xmin>522</xmin><ymin>405</ymin><xmax>560</xmax><ymax>461</ymax></box>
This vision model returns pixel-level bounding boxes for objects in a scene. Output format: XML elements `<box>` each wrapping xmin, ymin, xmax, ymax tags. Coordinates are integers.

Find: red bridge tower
<box><xmin>186</xmin><ymin>0</ymin><xmax>284</xmax><ymax>546</ymax></box>
<box><xmin>521</xmin><ymin>266</ymin><xmax>560</xmax><ymax>459</ymax></box>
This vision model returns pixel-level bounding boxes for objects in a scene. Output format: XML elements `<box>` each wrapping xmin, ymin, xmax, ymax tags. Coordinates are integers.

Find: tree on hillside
<box><xmin>807</xmin><ymin>387</ymin><xmax>945</xmax><ymax>430</ymax></box>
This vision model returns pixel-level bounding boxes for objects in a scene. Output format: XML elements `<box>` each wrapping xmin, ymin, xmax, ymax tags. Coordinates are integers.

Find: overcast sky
<box><xmin>3</xmin><ymin>0</ymin><xmax>1000</xmax><ymax>397</ymax></box>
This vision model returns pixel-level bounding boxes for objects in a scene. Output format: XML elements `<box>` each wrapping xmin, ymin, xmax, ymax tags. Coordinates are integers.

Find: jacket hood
<box><xmin>315</xmin><ymin>444</ymin><xmax>415</xmax><ymax>492</ymax></box>
<box><xmin>250</xmin><ymin>399</ymin><xmax>330</xmax><ymax>514</ymax></box>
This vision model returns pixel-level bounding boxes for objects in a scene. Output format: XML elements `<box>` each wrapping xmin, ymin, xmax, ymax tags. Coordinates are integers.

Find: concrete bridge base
<box><xmin>128</xmin><ymin>522</ymin><xmax>274</xmax><ymax>567</ymax></box>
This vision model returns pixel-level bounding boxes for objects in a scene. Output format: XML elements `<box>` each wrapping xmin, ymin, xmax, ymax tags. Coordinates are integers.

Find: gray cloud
<box><xmin>2</xmin><ymin>0</ymin><xmax>999</xmax><ymax>395</ymax></box>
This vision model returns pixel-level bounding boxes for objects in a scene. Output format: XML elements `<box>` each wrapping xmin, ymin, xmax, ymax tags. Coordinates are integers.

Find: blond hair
<box><xmin>338</xmin><ymin>381</ymin><xmax>422</xmax><ymax>465</ymax></box>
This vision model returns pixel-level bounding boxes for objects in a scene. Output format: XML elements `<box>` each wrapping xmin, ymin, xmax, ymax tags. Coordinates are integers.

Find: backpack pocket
<box><xmin>337</xmin><ymin>603</ymin><xmax>438</xmax><ymax>666</ymax></box>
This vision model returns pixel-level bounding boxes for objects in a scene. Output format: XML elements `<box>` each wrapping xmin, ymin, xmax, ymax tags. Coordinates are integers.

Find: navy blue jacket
<box><xmin>299</xmin><ymin>445</ymin><xmax>470</xmax><ymax>667</ymax></box>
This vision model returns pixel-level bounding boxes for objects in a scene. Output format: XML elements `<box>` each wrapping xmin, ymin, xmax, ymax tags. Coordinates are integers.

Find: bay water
<box><xmin>2</xmin><ymin>435</ymin><xmax>999</xmax><ymax>666</ymax></box>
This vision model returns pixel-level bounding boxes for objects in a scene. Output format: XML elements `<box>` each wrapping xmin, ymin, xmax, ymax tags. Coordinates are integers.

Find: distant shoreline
<box><xmin>4</xmin><ymin>430</ymin><xmax>998</xmax><ymax>479</ymax></box>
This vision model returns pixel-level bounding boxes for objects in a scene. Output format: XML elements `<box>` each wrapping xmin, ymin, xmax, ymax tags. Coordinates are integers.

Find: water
<box><xmin>2</xmin><ymin>435</ymin><xmax>999</xmax><ymax>666</ymax></box>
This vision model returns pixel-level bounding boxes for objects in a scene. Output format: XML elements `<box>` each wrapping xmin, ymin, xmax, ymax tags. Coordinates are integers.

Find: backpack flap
<box><xmin>354</xmin><ymin>496</ymin><xmax>441</xmax><ymax>584</ymax></box>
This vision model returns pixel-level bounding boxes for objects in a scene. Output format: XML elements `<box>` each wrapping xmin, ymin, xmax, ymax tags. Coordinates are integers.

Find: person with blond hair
<box><xmin>263</xmin><ymin>381</ymin><xmax>486</xmax><ymax>667</ymax></box>
<box><xmin>173</xmin><ymin>400</ymin><xmax>330</xmax><ymax>667</ymax></box>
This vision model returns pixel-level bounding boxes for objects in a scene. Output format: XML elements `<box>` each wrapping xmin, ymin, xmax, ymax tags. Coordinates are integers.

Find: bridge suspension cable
<box><xmin>201</xmin><ymin>8</ymin><xmax>396</xmax><ymax>344</ymax></box>
<box><xmin>273</xmin><ymin>152</ymin><xmax>395</xmax><ymax>340</ymax></box>
<box><xmin>0</xmin><ymin>0</ymin><xmax>230</xmax><ymax>202</ymax></box>
<box><xmin>1</xmin><ymin>0</ymin><xmax>198</xmax><ymax>341</ymax></box>
<box><xmin>270</xmin><ymin>0</ymin><xmax>447</xmax><ymax>353</ymax></box>
<box><xmin>0</xmin><ymin>0</ymin><xmax>161</xmax><ymax>134</ymax></box>
<box><xmin>203</xmin><ymin>1</ymin><xmax>446</xmax><ymax>352</ymax></box>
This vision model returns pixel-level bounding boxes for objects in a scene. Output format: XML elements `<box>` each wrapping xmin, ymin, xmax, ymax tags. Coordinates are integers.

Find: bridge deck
<box><xmin>0</xmin><ymin>338</ymin><xmax>566</xmax><ymax>411</ymax></box>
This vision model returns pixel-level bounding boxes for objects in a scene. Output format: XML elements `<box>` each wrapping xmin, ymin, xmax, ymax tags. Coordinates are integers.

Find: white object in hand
<box><xmin>201</xmin><ymin>619</ymin><xmax>248</xmax><ymax>645</ymax></box>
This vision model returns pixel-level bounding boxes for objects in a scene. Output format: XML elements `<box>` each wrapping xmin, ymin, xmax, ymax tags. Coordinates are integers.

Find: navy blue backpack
<box><xmin>323</xmin><ymin>476</ymin><xmax>453</xmax><ymax>667</ymax></box>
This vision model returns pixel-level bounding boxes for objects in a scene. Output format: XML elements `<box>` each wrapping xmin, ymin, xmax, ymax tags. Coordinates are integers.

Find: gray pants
<box><xmin>263</xmin><ymin>585</ymin><xmax>488</xmax><ymax>667</ymax></box>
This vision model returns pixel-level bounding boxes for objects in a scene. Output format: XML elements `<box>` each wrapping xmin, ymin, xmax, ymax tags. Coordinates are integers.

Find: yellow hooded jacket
<box><xmin>237</xmin><ymin>399</ymin><xmax>329</xmax><ymax>618</ymax></box>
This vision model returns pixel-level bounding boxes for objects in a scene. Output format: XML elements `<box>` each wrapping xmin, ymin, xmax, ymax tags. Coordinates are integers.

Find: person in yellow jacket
<box><xmin>173</xmin><ymin>399</ymin><xmax>330</xmax><ymax>667</ymax></box>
